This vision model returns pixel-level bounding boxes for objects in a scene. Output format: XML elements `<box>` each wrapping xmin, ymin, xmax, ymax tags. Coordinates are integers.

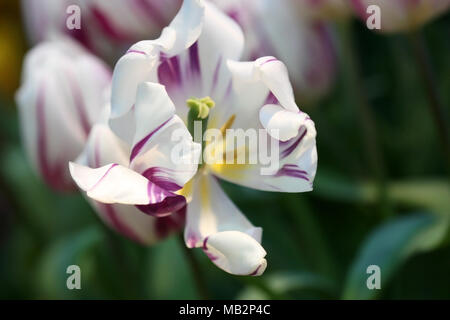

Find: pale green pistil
<box><xmin>186</xmin><ymin>97</ymin><xmax>216</xmax><ymax>167</ymax></box>
<box><xmin>186</xmin><ymin>96</ymin><xmax>215</xmax><ymax>138</ymax></box>
<box><xmin>186</xmin><ymin>96</ymin><xmax>215</xmax><ymax>120</ymax></box>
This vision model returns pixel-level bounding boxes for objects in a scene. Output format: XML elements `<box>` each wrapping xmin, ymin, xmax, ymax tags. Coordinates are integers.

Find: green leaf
<box><xmin>35</xmin><ymin>226</ymin><xmax>104</xmax><ymax>299</ymax></box>
<box><xmin>315</xmin><ymin>171</ymin><xmax>450</xmax><ymax>217</ymax></box>
<box><xmin>342</xmin><ymin>213</ymin><xmax>448</xmax><ymax>300</ymax></box>
<box><xmin>237</xmin><ymin>272</ymin><xmax>336</xmax><ymax>300</ymax></box>
<box><xmin>313</xmin><ymin>170</ymin><xmax>377</xmax><ymax>204</ymax></box>
<box><xmin>388</xmin><ymin>180</ymin><xmax>450</xmax><ymax>216</ymax></box>
<box><xmin>146</xmin><ymin>235</ymin><xmax>199</xmax><ymax>299</ymax></box>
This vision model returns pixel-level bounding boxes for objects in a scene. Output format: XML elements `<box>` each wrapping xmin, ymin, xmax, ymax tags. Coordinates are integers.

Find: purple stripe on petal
<box><xmin>248</xmin><ymin>263</ymin><xmax>263</xmax><ymax>276</ymax></box>
<box><xmin>155</xmin><ymin>205</ymin><xmax>186</xmax><ymax>239</ymax></box>
<box><xmin>227</xmin><ymin>9</ymin><xmax>241</xmax><ymax>25</ymax></box>
<box><xmin>275</xmin><ymin>164</ymin><xmax>309</xmax><ymax>182</ymax></box>
<box><xmin>188</xmin><ymin>42</ymin><xmax>201</xmax><ymax>78</ymax></box>
<box><xmin>126</xmin><ymin>49</ymin><xmax>147</xmax><ymax>55</ymax></box>
<box><xmin>130</xmin><ymin>116</ymin><xmax>172</xmax><ymax>162</ymax></box>
<box><xmin>65</xmin><ymin>25</ymin><xmax>94</xmax><ymax>53</ymax></box>
<box><xmin>91</xmin><ymin>7</ymin><xmax>131</xmax><ymax>42</ymax></box>
<box><xmin>221</xmin><ymin>80</ymin><xmax>233</xmax><ymax>104</ymax></box>
<box><xmin>158</xmin><ymin>54</ymin><xmax>182</xmax><ymax>89</ymax></box>
<box><xmin>136</xmin><ymin>181</ymin><xmax>186</xmax><ymax>217</ymax></box>
<box><xmin>211</xmin><ymin>56</ymin><xmax>222</xmax><ymax>94</ymax></box>
<box><xmin>202</xmin><ymin>236</ymin><xmax>209</xmax><ymax>251</ymax></box>
<box><xmin>264</xmin><ymin>92</ymin><xmax>278</xmax><ymax>105</ymax></box>
<box><xmin>36</xmin><ymin>85</ymin><xmax>71</xmax><ymax>191</ymax></box>
<box><xmin>280</xmin><ymin>127</ymin><xmax>307</xmax><ymax>159</ymax></box>
<box><xmin>202</xmin><ymin>237</ymin><xmax>218</xmax><ymax>261</ymax></box>
<box><xmin>142</xmin><ymin>167</ymin><xmax>182</xmax><ymax>192</ymax></box>
<box><xmin>89</xmin><ymin>163</ymin><xmax>119</xmax><ymax>191</ymax></box>
<box><xmin>260</xmin><ymin>58</ymin><xmax>279</xmax><ymax>67</ymax></box>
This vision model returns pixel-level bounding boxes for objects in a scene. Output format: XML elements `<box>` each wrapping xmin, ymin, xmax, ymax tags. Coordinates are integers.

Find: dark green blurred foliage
<box><xmin>0</xmin><ymin>12</ymin><xmax>449</xmax><ymax>300</ymax></box>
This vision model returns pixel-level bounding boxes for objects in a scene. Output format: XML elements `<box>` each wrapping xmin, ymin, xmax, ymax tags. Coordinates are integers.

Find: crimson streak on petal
<box><xmin>130</xmin><ymin>116</ymin><xmax>173</xmax><ymax>162</ymax></box>
<box><xmin>275</xmin><ymin>164</ymin><xmax>309</xmax><ymax>181</ymax></box>
<box><xmin>280</xmin><ymin>126</ymin><xmax>307</xmax><ymax>159</ymax></box>
<box><xmin>36</xmin><ymin>85</ymin><xmax>72</xmax><ymax>191</ymax></box>
<box><xmin>135</xmin><ymin>181</ymin><xmax>186</xmax><ymax>217</ymax></box>
<box><xmin>142</xmin><ymin>167</ymin><xmax>183</xmax><ymax>192</ymax></box>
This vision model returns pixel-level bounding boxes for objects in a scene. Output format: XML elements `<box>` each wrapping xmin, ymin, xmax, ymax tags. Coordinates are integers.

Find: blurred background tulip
<box><xmin>213</xmin><ymin>0</ymin><xmax>337</xmax><ymax>103</ymax></box>
<box><xmin>21</xmin><ymin>0</ymin><xmax>182</xmax><ymax>62</ymax></box>
<box><xmin>293</xmin><ymin>0</ymin><xmax>352</xmax><ymax>21</ymax></box>
<box><xmin>351</xmin><ymin>0</ymin><xmax>450</xmax><ymax>33</ymax></box>
<box><xmin>15</xmin><ymin>39</ymin><xmax>111</xmax><ymax>191</ymax></box>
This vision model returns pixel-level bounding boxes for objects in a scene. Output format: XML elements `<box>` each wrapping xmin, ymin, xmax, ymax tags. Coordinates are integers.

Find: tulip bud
<box><xmin>16</xmin><ymin>38</ymin><xmax>111</xmax><ymax>191</ymax></box>
<box><xmin>351</xmin><ymin>0</ymin><xmax>450</xmax><ymax>33</ymax></box>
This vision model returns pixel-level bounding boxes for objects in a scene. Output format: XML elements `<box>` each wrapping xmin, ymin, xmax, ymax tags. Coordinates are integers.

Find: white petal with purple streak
<box><xmin>203</xmin><ymin>231</ymin><xmax>267</xmax><ymax>276</ymax></box>
<box><xmin>110</xmin><ymin>0</ymin><xmax>205</xmax><ymax>118</ymax></box>
<box><xmin>69</xmin><ymin>162</ymin><xmax>150</xmax><ymax>204</ymax></box>
<box><xmin>184</xmin><ymin>173</ymin><xmax>265</xmax><ymax>275</ymax></box>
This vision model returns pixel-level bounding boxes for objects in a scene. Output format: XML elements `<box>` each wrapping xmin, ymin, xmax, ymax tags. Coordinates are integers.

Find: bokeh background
<box><xmin>0</xmin><ymin>1</ymin><xmax>449</xmax><ymax>299</ymax></box>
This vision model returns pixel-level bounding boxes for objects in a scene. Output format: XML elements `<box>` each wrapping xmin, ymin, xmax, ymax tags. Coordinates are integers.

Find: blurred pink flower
<box><xmin>15</xmin><ymin>39</ymin><xmax>111</xmax><ymax>191</ymax></box>
<box><xmin>351</xmin><ymin>0</ymin><xmax>450</xmax><ymax>33</ymax></box>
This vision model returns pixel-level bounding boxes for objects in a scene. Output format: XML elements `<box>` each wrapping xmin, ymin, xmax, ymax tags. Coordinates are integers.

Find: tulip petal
<box><xmin>203</xmin><ymin>231</ymin><xmax>267</xmax><ymax>276</ymax></box>
<box><xmin>69</xmin><ymin>162</ymin><xmax>150</xmax><ymax>205</ymax></box>
<box><xmin>196</xmin><ymin>2</ymin><xmax>244</xmax><ymax>99</ymax></box>
<box><xmin>210</xmin><ymin>103</ymin><xmax>317</xmax><ymax>193</ymax></box>
<box><xmin>86</xmin><ymin>197</ymin><xmax>186</xmax><ymax>246</ymax></box>
<box><xmin>130</xmin><ymin>82</ymin><xmax>176</xmax><ymax>160</ymax></box>
<box><xmin>155</xmin><ymin>1</ymin><xmax>244</xmax><ymax>117</ymax></box>
<box><xmin>259</xmin><ymin>104</ymin><xmax>305</xmax><ymax>142</ymax></box>
<box><xmin>130</xmin><ymin>115</ymin><xmax>201</xmax><ymax>191</ymax></box>
<box><xmin>16</xmin><ymin>39</ymin><xmax>111</xmax><ymax>191</ymax></box>
<box><xmin>71</xmin><ymin>161</ymin><xmax>186</xmax><ymax>216</ymax></box>
<box><xmin>184</xmin><ymin>174</ymin><xmax>266</xmax><ymax>275</ymax></box>
<box><xmin>128</xmin><ymin>82</ymin><xmax>201</xmax><ymax>189</ymax></box>
<box><xmin>110</xmin><ymin>0</ymin><xmax>205</xmax><ymax>118</ymax></box>
<box><xmin>215</xmin><ymin>56</ymin><xmax>298</xmax><ymax>132</ymax></box>
<box><xmin>254</xmin><ymin>57</ymin><xmax>298</xmax><ymax>112</ymax></box>
<box><xmin>78</xmin><ymin>123</ymin><xmax>130</xmax><ymax>168</ymax></box>
<box><xmin>73</xmin><ymin>122</ymin><xmax>185</xmax><ymax>244</ymax></box>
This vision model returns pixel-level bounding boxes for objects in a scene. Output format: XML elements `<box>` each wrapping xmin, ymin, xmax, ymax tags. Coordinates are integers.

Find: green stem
<box><xmin>337</xmin><ymin>21</ymin><xmax>393</xmax><ymax>219</ymax></box>
<box><xmin>408</xmin><ymin>31</ymin><xmax>450</xmax><ymax>175</ymax></box>
<box><xmin>280</xmin><ymin>194</ymin><xmax>337</xmax><ymax>283</ymax></box>
<box><xmin>103</xmin><ymin>228</ymin><xmax>141</xmax><ymax>298</ymax></box>
<box><xmin>177</xmin><ymin>234</ymin><xmax>211</xmax><ymax>299</ymax></box>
